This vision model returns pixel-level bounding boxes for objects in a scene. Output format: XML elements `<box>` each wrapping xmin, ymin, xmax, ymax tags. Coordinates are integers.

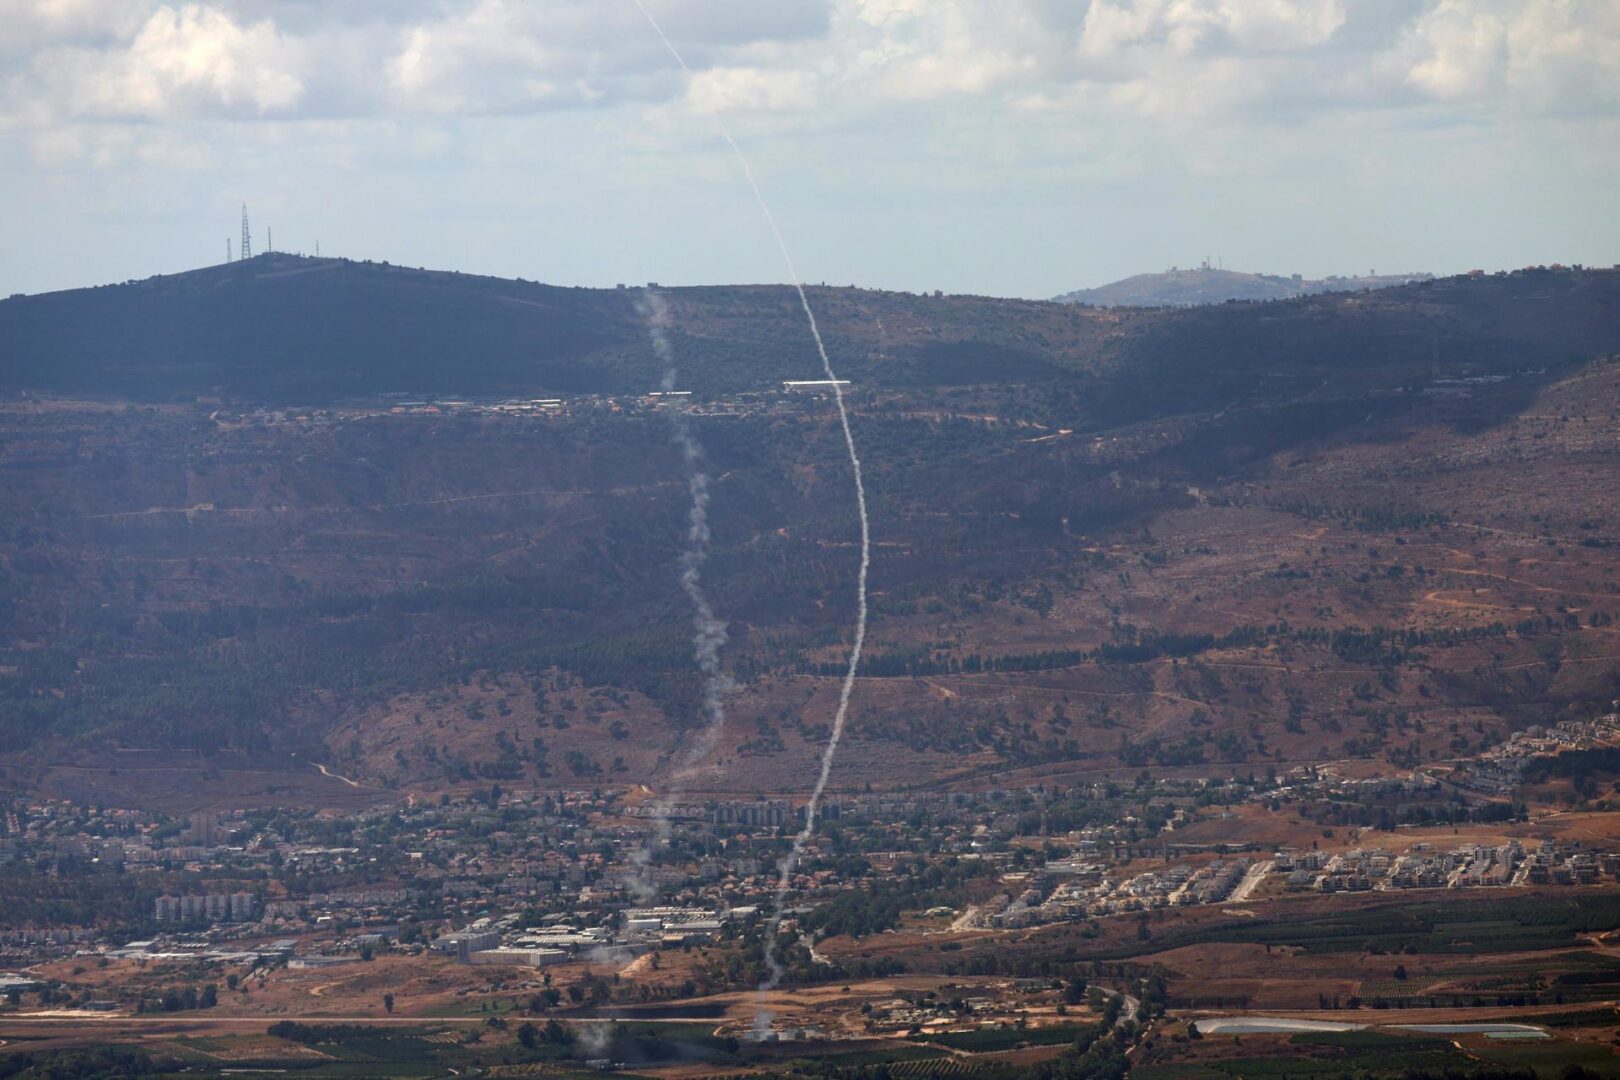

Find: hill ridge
<box><xmin>1055</xmin><ymin>264</ymin><xmax>1434</xmax><ymax>307</ymax></box>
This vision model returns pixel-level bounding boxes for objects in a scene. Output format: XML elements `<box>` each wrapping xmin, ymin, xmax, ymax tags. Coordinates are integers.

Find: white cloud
<box><xmin>1502</xmin><ymin>0</ymin><xmax>1620</xmax><ymax>112</ymax></box>
<box><xmin>3</xmin><ymin>0</ymin><xmax>1615</xmax><ymax>129</ymax></box>
<box><xmin>14</xmin><ymin>3</ymin><xmax>305</xmax><ymax>121</ymax></box>
<box><xmin>684</xmin><ymin>66</ymin><xmax>819</xmax><ymax>115</ymax></box>
<box><xmin>0</xmin><ymin>0</ymin><xmax>148</xmax><ymax>58</ymax></box>
<box><xmin>387</xmin><ymin>1</ymin><xmax>609</xmax><ymax>114</ymax></box>
<box><xmin>1079</xmin><ymin>0</ymin><xmax>1345</xmax><ymax>59</ymax></box>
<box><xmin>1396</xmin><ymin>0</ymin><xmax>1620</xmax><ymax>110</ymax></box>
<box><xmin>1402</xmin><ymin>2</ymin><xmax>1508</xmax><ymax>100</ymax></box>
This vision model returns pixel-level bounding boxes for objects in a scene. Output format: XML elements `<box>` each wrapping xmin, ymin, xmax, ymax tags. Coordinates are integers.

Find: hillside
<box><xmin>0</xmin><ymin>253</ymin><xmax>1119</xmax><ymax>401</ymax></box>
<box><xmin>1054</xmin><ymin>265</ymin><xmax>1432</xmax><ymax>307</ymax></box>
<box><xmin>1</xmin><ymin>263</ymin><xmax>1619</xmax><ymax>807</ymax></box>
<box><xmin>0</xmin><ymin>256</ymin><xmax>1590</xmax><ymax>411</ymax></box>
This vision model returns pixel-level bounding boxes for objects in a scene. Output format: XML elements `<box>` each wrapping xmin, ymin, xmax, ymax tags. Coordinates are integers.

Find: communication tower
<box><xmin>240</xmin><ymin>203</ymin><xmax>253</xmax><ymax>261</ymax></box>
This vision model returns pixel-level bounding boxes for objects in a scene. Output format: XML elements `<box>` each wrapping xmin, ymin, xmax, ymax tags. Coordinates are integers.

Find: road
<box><xmin>311</xmin><ymin>761</ymin><xmax>362</xmax><ymax>788</ymax></box>
<box><xmin>1228</xmin><ymin>860</ymin><xmax>1273</xmax><ymax>903</ymax></box>
<box><xmin>1090</xmin><ymin>987</ymin><xmax>1139</xmax><ymax>1029</ymax></box>
<box><xmin>1117</xmin><ymin>992</ymin><xmax>1139</xmax><ymax>1026</ymax></box>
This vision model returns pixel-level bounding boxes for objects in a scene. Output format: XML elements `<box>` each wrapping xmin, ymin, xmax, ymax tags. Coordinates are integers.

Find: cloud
<box><xmin>3</xmin><ymin>0</ymin><xmax>1616</xmax><ymax>130</ymax></box>
<box><xmin>11</xmin><ymin>3</ymin><xmax>305</xmax><ymax>122</ymax></box>
<box><xmin>0</xmin><ymin>0</ymin><xmax>148</xmax><ymax>59</ymax></box>
<box><xmin>1078</xmin><ymin>0</ymin><xmax>1346</xmax><ymax>58</ymax></box>
<box><xmin>684</xmin><ymin>66</ymin><xmax>819</xmax><ymax>115</ymax></box>
<box><xmin>1392</xmin><ymin>0</ymin><xmax>1620</xmax><ymax>112</ymax></box>
<box><xmin>0</xmin><ymin>0</ymin><xmax>1616</xmax><ymax>200</ymax></box>
<box><xmin>1401</xmin><ymin>2</ymin><xmax>1508</xmax><ymax>100</ymax></box>
<box><xmin>384</xmin><ymin>0</ymin><xmax>833</xmax><ymax>115</ymax></box>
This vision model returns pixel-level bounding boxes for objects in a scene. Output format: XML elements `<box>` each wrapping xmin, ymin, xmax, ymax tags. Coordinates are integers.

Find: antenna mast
<box><xmin>240</xmin><ymin>203</ymin><xmax>253</xmax><ymax>261</ymax></box>
<box><xmin>226</xmin><ymin>237</ymin><xmax>232</xmax><ymax>263</ymax></box>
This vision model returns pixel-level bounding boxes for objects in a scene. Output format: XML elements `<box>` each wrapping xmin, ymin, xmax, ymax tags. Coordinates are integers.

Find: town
<box><xmin>6</xmin><ymin>710</ymin><xmax>1620</xmax><ymax>1023</ymax></box>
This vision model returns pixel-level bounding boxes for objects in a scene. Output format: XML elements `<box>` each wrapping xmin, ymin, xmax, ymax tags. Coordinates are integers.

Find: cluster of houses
<box><xmin>976</xmin><ymin>833</ymin><xmax>1620</xmax><ymax>931</ymax></box>
<box><xmin>1448</xmin><ymin>709</ymin><xmax>1620</xmax><ymax>794</ymax></box>
<box><xmin>980</xmin><ymin>856</ymin><xmax>1253</xmax><ymax>927</ymax></box>
<box><xmin>1270</xmin><ymin>840</ymin><xmax>1619</xmax><ymax>893</ymax></box>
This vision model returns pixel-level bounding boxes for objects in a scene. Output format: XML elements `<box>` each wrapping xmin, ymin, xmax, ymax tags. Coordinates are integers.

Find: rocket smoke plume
<box><xmin>632</xmin><ymin>0</ymin><xmax>872</xmax><ymax>1027</ymax></box>
<box><xmin>625</xmin><ymin>289</ymin><xmax>735</xmax><ymax>904</ymax></box>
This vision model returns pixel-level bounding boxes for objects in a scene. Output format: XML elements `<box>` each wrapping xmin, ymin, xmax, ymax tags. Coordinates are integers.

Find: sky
<box><xmin>1</xmin><ymin>0</ymin><xmax>1618</xmax><ymax>299</ymax></box>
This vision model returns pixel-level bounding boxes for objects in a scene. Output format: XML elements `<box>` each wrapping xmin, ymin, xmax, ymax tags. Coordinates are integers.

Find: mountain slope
<box><xmin>2</xmin><ymin>264</ymin><xmax>1619</xmax><ymax>806</ymax></box>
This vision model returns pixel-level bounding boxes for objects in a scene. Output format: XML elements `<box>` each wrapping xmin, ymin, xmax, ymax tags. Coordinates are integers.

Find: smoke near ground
<box><xmin>625</xmin><ymin>289</ymin><xmax>736</xmax><ymax>904</ymax></box>
<box><xmin>632</xmin><ymin>0</ymin><xmax>873</xmax><ymax>1036</ymax></box>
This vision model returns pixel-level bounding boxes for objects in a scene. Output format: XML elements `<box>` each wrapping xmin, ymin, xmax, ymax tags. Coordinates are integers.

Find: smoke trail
<box><xmin>631</xmin><ymin>0</ymin><xmax>872</xmax><ymax>1029</ymax></box>
<box><xmin>625</xmin><ymin>289</ymin><xmax>736</xmax><ymax>903</ymax></box>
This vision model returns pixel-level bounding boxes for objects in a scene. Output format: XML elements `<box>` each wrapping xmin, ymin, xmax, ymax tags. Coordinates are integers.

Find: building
<box><xmin>782</xmin><ymin>380</ymin><xmax>852</xmax><ymax>393</ymax></box>
<box><xmin>186</xmin><ymin>812</ymin><xmax>218</xmax><ymax>847</ymax></box>
<box><xmin>154</xmin><ymin>892</ymin><xmax>256</xmax><ymax>924</ymax></box>
<box><xmin>465</xmin><ymin>948</ymin><xmax>569</xmax><ymax>967</ymax></box>
<box><xmin>713</xmin><ymin>800</ymin><xmax>789</xmax><ymax>828</ymax></box>
<box><xmin>433</xmin><ymin>930</ymin><xmax>500</xmax><ymax>961</ymax></box>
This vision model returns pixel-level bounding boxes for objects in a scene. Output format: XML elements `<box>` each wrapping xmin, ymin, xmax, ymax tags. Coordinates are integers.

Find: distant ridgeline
<box><xmin>1054</xmin><ymin>264</ymin><xmax>1435</xmax><ymax>308</ymax></box>
<box><xmin>0</xmin><ymin>255</ymin><xmax>1613</xmax><ymax>406</ymax></box>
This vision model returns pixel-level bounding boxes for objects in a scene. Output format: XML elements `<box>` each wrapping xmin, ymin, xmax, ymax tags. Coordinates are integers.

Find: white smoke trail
<box><xmin>631</xmin><ymin>0</ymin><xmax>872</xmax><ymax>1028</ymax></box>
<box><xmin>626</xmin><ymin>289</ymin><xmax>736</xmax><ymax>903</ymax></box>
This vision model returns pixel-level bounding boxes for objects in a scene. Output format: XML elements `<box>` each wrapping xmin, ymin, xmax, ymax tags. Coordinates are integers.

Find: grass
<box><xmin>1359</xmin><ymin>975</ymin><xmax>1443</xmax><ymax>997</ymax></box>
<box><xmin>810</xmin><ymin>1044</ymin><xmax>953</xmax><ymax>1067</ymax></box>
<box><xmin>920</xmin><ymin>1021</ymin><xmax>1097</xmax><ymax>1053</ymax></box>
<box><xmin>1137</xmin><ymin>1030</ymin><xmax>1483</xmax><ymax>1079</ymax></box>
<box><xmin>1132</xmin><ymin>1066</ymin><xmax>1234</xmax><ymax>1080</ymax></box>
<box><xmin>1473</xmin><ymin>1006</ymin><xmax>1619</xmax><ymax>1028</ymax></box>
<box><xmin>323</xmin><ymin>1033</ymin><xmax>447</xmax><ymax>1062</ymax></box>
<box><xmin>1175</xmin><ymin>894</ymin><xmax>1620</xmax><ymax>956</ymax></box>
<box><xmin>1473</xmin><ymin>1038</ymin><xmax>1620</xmax><ymax>1078</ymax></box>
<box><xmin>885</xmin><ymin>1057</ymin><xmax>1039</xmax><ymax>1079</ymax></box>
<box><xmin>438</xmin><ymin>995</ymin><xmax>524</xmax><ymax>1017</ymax></box>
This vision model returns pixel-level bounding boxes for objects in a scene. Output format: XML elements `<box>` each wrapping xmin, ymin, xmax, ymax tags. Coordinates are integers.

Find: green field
<box><xmin>1138</xmin><ymin>1030</ymin><xmax>1499</xmax><ymax>1079</ymax></box>
<box><xmin>1176</xmin><ymin>895</ymin><xmax>1620</xmax><ymax>956</ymax></box>
<box><xmin>920</xmin><ymin>1021</ymin><xmax>1098</xmax><ymax>1053</ymax></box>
